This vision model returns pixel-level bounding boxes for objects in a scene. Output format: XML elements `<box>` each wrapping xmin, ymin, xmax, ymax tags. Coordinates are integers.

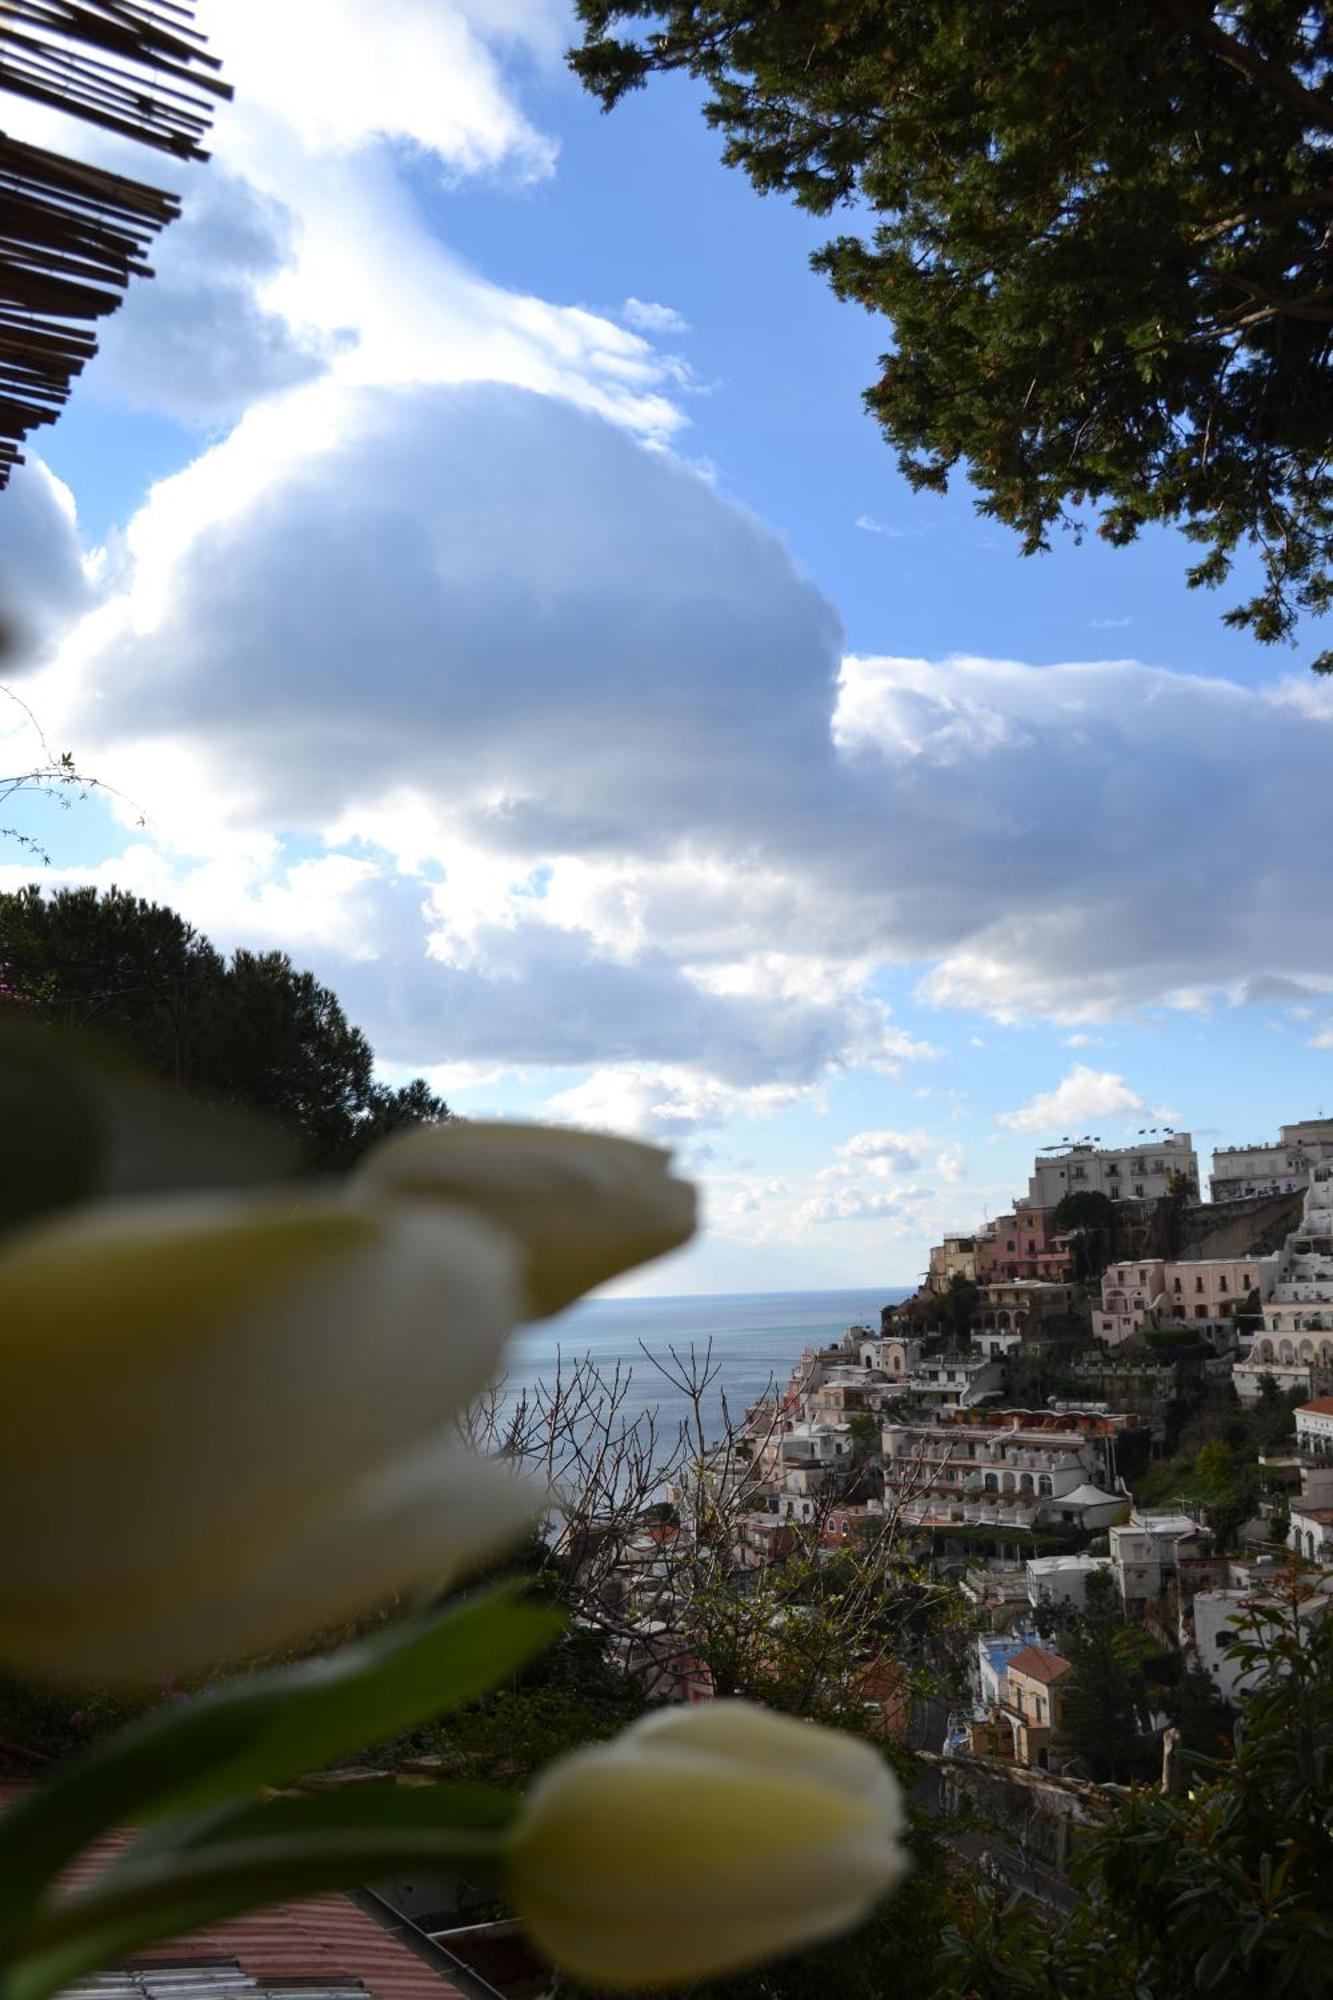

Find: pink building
<box><xmin>1092</xmin><ymin>1259</ymin><xmax>1167</xmax><ymax>1347</ymax></box>
<box><xmin>1163</xmin><ymin>1256</ymin><xmax>1269</xmax><ymax>1323</ymax></box>
<box><xmin>987</xmin><ymin>1205</ymin><xmax>1074</xmax><ymax>1282</ymax></box>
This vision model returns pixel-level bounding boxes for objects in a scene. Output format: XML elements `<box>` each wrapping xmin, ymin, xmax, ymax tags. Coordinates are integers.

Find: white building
<box><xmin>857</xmin><ymin>1333</ymin><xmax>922</xmax><ymax>1378</ymax></box>
<box><xmin>1026</xmin><ymin>1553</ymin><xmax>1115</xmax><ymax>1612</ymax></box>
<box><xmin>906</xmin><ymin>1353</ymin><xmax>1006</xmax><ymax>1410</ymax></box>
<box><xmin>775</xmin><ymin>1421</ymin><xmax>852</xmax><ymax>1525</ymax></box>
<box><xmin>1211</xmin><ymin>1119</ymin><xmax>1333</xmax><ymax>1203</ymax></box>
<box><xmin>1235</xmin><ymin>1169</ymin><xmax>1333</xmax><ymax>1400</ymax></box>
<box><xmin>1295</xmin><ymin>1395</ymin><xmax>1333</xmax><ymax>1459</ymax></box>
<box><xmin>1110</xmin><ymin>1510</ymin><xmax>1211</xmax><ymax>1603</ymax></box>
<box><xmin>972</xmin><ymin>1325</ymin><xmax>1024</xmax><ymax>1362</ymax></box>
<box><xmin>878</xmin><ymin>1411</ymin><xmax>1129</xmax><ymax>1532</ymax></box>
<box><xmin>1027</xmin><ymin>1132</ymin><xmax>1198</xmax><ymax>1211</ymax></box>
<box><xmin>1193</xmin><ymin>1577</ymin><xmax>1333</xmax><ymax>1703</ymax></box>
<box><xmin>1289</xmin><ymin>1499</ymin><xmax>1333</xmax><ymax>1563</ymax></box>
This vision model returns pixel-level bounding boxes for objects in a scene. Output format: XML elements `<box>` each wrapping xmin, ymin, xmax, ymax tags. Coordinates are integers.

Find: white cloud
<box><xmin>854</xmin><ymin>515</ymin><xmax>925</xmax><ymax>539</ymax></box>
<box><xmin>998</xmin><ymin>1065</ymin><xmax>1148</xmax><ymax>1135</ymax></box>
<box><xmin>0</xmin><ymin>463</ymin><xmax>94</xmax><ymax>672</ymax></box>
<box><xmin>89</xmin><ymin>176</ymin><xmax>336</xmax><ymax>424</ymax></box>
<box><xmin>796</xmin><ymin>1185</ymin><xmax>933</xmax><ymax>1227</ymax></box>
<box><xmin>839</xmin><ymin>1129</ymin><xmax>929</xmax><ymax>1174</ymax></box>
<box><xmin>1089</xmin><ymin>615</ymin><xmax>1134</xmax><ymax>630</ymax></box>
<box><xmin>210</xmin><ymin>0</ymin><xmax>561</xmax><ymax>181</ymax></box>
<box><xmin>542</xmin><ymin>1067</ymin><xmax>804</xmax><ymax>1140</ymax></box>
<box><xmin>623</xmin><ymin>299</ymin><xmax>690</xmax><ymax>336</ymax></box>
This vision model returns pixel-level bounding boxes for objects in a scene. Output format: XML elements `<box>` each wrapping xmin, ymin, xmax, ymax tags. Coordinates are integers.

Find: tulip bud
<box><xmin>508</xmin><ymin>1701</ymin><xmax>909</xmax><ymax>1986</ymax></box>
<box><xmin>356</xmin><ymin>1122</ymin><xmax>697</xmax><ymax>1318</ymax></box>
<box><xmin>0</xmin><ymin>1190</ymin><xmax>531</xmax><ymax>1682</ymax></box>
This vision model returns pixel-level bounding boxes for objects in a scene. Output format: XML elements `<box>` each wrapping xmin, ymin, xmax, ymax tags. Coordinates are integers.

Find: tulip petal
<box><xmin>356</xmin><ymin>1122</ymin><xmax>696</xmax><ymax>1318</ymax></box>
<box><xmin>5</xmin><ymin>1448</ymin><xmax>543</xmax><ymax>1684</ymax></box>
<box><xmin>509</xmin><ymin>1704</ymin><xmax>909</xmax><ymax>1987</ymax></box>
<box><xmin>0</xmin><ymin>1191</ymin><xmax>524</xmax><ymax>1681</ymax></box>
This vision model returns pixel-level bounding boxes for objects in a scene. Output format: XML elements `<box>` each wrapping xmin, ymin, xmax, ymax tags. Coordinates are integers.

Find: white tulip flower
<box><xmin>0</xmin><ymin>1190</ymin><xmax>533</xmax><ymax>1683</ymax></box>
<box><xmin>508</xmin><ymin>1700</ymin><xmax>910</xmax><ymax>1986</ymax></box>
<box><xmin>356</xmin><ymin>1122</ymin><xmax>696</xmax><ymax>1318</ymax></box>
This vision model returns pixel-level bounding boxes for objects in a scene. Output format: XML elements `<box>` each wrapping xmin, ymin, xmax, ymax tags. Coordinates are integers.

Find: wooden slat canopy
<box><xmin>0</xmin><ymin>2</ymin><xmax>231</xmax><ymax>486</ymax></box>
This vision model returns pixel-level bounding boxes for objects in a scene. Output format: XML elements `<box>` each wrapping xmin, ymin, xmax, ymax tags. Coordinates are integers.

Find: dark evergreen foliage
<box><xmin>573</xmin><ymin>3</ymin><xmax>1333</xmax><ymax>668</ymax></box>
<box><xmin>0</xmin><ymin>884</ymin><xmax>450</xmax><ymax>1166</ymax></box>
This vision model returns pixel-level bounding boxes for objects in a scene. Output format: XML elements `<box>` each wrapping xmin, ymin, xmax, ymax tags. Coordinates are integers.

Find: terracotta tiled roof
<box><xmin>0</xmin><ymin>1788</ymin><xmax>464</xmax><ymax>2000</ymax></box>
<box><xmin>1005</xmin><ymin>1645</ymin><xmax>1073</xmax><ymax>1685</ymax></box>
<box><xmin>1298</xmin><ymin>1396</ymin><xmax>1333</xmax><ymax>1416</ymax></box>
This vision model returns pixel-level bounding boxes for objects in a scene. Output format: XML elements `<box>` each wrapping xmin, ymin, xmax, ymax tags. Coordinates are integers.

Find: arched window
<box><xmin>983</xmin><ymin>1473</ymin><xmax>999</xmax><ymax>1493</ymax></box>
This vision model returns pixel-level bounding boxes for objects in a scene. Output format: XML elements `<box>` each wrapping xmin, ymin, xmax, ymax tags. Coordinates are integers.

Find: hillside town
<box><xmin>578</xmin><ymin>1120</ymin><xmax>1333</xmax><ymax>1909</ymax></box>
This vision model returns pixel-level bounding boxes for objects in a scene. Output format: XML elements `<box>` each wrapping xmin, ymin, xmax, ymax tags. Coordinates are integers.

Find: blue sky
<box><xmin>2</xmin><ymin>0</ymin><xmax>1331</xmax><ymax>1296</ymax></box>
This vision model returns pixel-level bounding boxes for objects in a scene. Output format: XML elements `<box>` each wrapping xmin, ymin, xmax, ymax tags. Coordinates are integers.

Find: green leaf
<box><xmin>109</xmin><ymin>1774</ymin><xmax>518</xmax><ymax>1874</ymax></box>
<box><xmin>9</xmin><ymin>1822</ymin><xmax>510</xmax><ymax>2000</ymax></box>
<box><xmin>0</xmin><ymin>1584</ymin><xmax>559</xmax><ymax>1963</ymax></box>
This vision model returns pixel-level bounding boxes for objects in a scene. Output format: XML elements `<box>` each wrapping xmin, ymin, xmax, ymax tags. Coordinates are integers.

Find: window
<box><xmin>1196</xmin><ymin>1305</ymin><xmax>1208</xmax><ymax>1320</ymax></box>
<box><xmin>1243</xmin><ymin>1273</ymin><xmax>1252</xmax><ymax>1290</ymax></box>
<box><xmin>1039</xmin><ymin>1475</ymin><xmax>1053</xmax><ymax>1496</ymax></box>
<box><xmin>1139</xmin><ymin>1269</ymin><xmax>1147</xmax><ymax>1282</ymax></box>
<box><xmin>1195</xmin><ymin>1276</ymin><xmax>1205</xmax><ymax>1293</ymax></box>
<box><xmin>1134</xmin><ymin>1183</ymin><xmax>1145</xmax><ymax>1196</ymax></box>
<box><xmin>1173</xmin><ymin>1277</ymin><xmax>1182</xmax><ymax>1293</ymax></box>
<box><xmin>1219</xmin><ymin>1275</ymin><xmax>1228</xmax><ymax>1292</ymax></box>
<box><xmin>984</xmin><ymin>1473</ymin><xmax>999</xmax><ymax>1493</ymax></box>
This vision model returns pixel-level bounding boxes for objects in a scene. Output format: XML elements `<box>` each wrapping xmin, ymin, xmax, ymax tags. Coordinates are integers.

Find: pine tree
<box><xmin>573</xmin><ymin>3</ymin><xmax>1333</xmax><ymax>668</ymax></box>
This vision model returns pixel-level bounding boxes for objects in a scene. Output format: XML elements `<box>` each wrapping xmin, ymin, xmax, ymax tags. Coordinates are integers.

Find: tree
<box><xmin>0</xmin><ymin>885</ymin><xmax>450</xmax><ymax>1166</ymax></box>
<box><xmin>1058</xmin><ymin>1569</ymin><xmax>1154</xmax><ymax>1782</ymax></box>
<box><xmin>1050</xmin><ymin>1189</ymin><xmax>1116</xmax><ymax>1235</ymax></box>
<box><xmin>940</xmin><ymin>1273</ymin><xmax>980</xmax><ymax>1343</ymax></box>
<box><xmin>573</xmin><ymin>4</ymin><xmax>1333</xmax><ymax>670</ymax></box>
<box><xmin>1072</xmin><ymin>1573</ymin><xmax>1333</xmax><ymax>1996</ymax></box>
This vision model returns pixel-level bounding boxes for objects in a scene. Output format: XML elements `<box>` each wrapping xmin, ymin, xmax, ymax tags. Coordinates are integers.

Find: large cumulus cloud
<box><xmin>13</xmin><ymin>376</ymin><xmax>1333</xmax><ymax>1107</ymax></box>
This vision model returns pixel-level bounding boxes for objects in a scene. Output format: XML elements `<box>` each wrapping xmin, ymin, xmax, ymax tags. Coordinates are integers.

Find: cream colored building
<box><xmin>1211</xmin><ymin>1119</ymin><xmax>1333</xmax><ymax>1203</ymax></box>
<box><xmin>1027</xmin><ymin>1133</ymin><xmax>1198</xmax><ymax>1210</ymax></box>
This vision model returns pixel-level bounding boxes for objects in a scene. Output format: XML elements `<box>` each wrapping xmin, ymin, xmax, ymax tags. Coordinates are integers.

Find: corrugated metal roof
<box><xmin>64</xmin><ymin>1963</ymin><xmax>364</xmax><ymax>2000</ymax></box>
<box><xmin>0</xmin><ymin>1790</ymin><xmax>466</xmax><ymax>2000</ymax></box>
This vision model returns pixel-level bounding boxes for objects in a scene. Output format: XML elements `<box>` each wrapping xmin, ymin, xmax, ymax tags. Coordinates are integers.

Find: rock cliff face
<box><xmin>1103</xmin><ymin>1188</ymin><xmax>1305</xmax><ymax>1265</ymax></box>
<box><xmin>1174</xmin><ymin>1189</ymin><xmax>1306</xmax><ymax>1261</ymax></box>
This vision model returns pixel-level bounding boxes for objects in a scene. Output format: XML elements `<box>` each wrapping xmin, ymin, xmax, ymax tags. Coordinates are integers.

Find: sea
<box><xmin>503</xmin><ymin>1286</ymin><xmax>913</xmax><ymax>1440</ymax></box>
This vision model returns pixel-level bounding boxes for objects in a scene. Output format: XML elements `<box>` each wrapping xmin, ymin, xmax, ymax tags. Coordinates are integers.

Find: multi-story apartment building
<box><xmin>1092</xmin><ymin>1259</ymin><xmax>1167</xmax><ymax>1346</ymax></box>
<box><xmin>1110</xmin><ymin>1509</ymin><xmax>1212</xmax><ymax>1604</ymax></box>
<box><xmin>986</xmin><ymin>1203</ymin><xmax>1074</xmax><ymax>1282</ymax></box>
<box><xmin>978</xmin><ymin>1278</ymin><xmax>1081</xmax><ymax>1335</ymax></box>
<box><xmin>774</xmin><ymin>1421</ymin><xmax>853</xmax><ymax>1524</ymax></box>
<box><xmin>927</xmin><ymin>1234</ymin><xmax>981</xmax><ymax>1294</ymax></box>
<box><xmin>1027</xmin><ymin>1133</ymin><xmax>1198</xmax><ymax>1210</ymax></box>
<box><xmin>1094</xmin><ymin>1255</ymin><xmax>1277</xmax><ymax>1347</ymax></box>
<box><xmin>877</xmin><ymin>1409</ymin><xmax>1130</xmax><ymax>1532</ymax></box>
<box><xmin>965</xmin><ymin>1644</ymin><xmax>1073</xmax><ymax>1770</ymax></box>
<box><xmin>1210</xmin><ymin>1119</ymin><xmax>1333</xmax><ymax>1203</ymax></box>
<box><xmin>1235</xmin><ymin>1169</ymin><xmax>1333</xmax><ymax>1400</ymax></box>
